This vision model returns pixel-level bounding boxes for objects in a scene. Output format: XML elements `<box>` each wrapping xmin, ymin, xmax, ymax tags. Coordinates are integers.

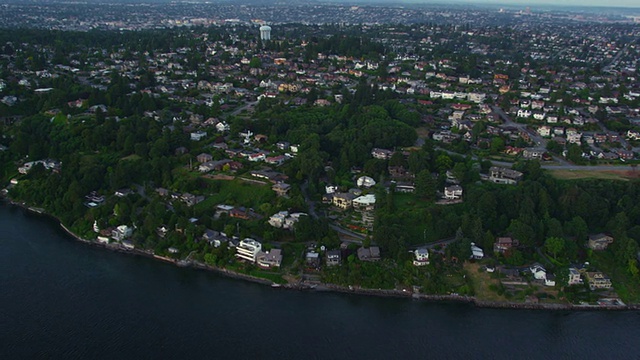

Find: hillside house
<box><xmin>588</xmin><ymin>234</ymin><xmax>614</xmax><ymax>251</ymax></box>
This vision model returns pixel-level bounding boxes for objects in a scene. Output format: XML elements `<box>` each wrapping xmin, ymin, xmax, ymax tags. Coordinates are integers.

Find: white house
<box><xmin>236</xmin><ymin>238</ymin><xmax>262</xmax><ymax>262</ymax></box>
<box><xmin>533</xmin><ymin>112</ymin><xmax>546</xmax><ymax>121</ymax></box>
<box><xmin>111</xmin><ymin>225</ymin><xmax>133</xmax><ymax>241</ymax></box>
<box><xmin>530</xmin><ymin>264</ymin><xmax>547</xmax><ymax>280</ymax></box>
<box><xmin>544</xmin><ymin>274</ymin><xmax>556</xmax><ymax>287</ymax></box>
<box><xmin>471</xmin><ymin>243</ymin><xmax>484</xmax><ymax>259</ymax></box>
<box><xmin>537</xmin><ymin>126</ymin><xmax>551</xmax><ymax>137</ymax></box>
<box><xmin>353</xmin><ymin>194</ymin><xmax>376</xmax><ymax>210</ymax></box>
<box><xmin>357</xmin><ymin>176</ymin><xmax>377</xmax><ymax>188</ymax></box>
<box><xmin>413</xmin><ymin>248</ymin><xmax>430</xmax><ymax>266</ymax></box>
<box><xmin>444</xmin><ymin>185</ymin><xmax>463</xmax><ymax>200</ymax></box>
<box><xmin>190</xmin><ymin>130</ymin><xmax>207</xmax><ymax>141</ymax></box>
<box><xmin>517</xmin><ymin>109</ymin><xmax>532</xmax><ymax>118</ymax></box>
<box><xmin>216</xmin><ymin>121</ymin><xmax>230</xmax><ymax>132</ymax></box>
<box><xmin>568</xmin><ymin>268</ymin><xmax>583</xmax><ymax>286</ymax></box>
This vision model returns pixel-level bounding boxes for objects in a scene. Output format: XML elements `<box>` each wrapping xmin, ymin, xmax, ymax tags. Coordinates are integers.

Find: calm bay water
<box><xmin>1</xmin><ymin>203</ymin><xmax>639</xmax><ymax>359</ymax></box>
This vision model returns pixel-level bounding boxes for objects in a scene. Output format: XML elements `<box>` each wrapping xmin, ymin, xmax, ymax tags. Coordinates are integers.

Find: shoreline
<box><xmin>7</xmin><ymin>200</ymin><xmax>639</xmax><ymax>312</ymax></box>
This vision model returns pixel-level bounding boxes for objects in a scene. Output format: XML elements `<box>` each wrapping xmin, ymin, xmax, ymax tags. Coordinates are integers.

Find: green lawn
<box><xmin>195</xmin><ymin>179</ymin><xmax>276</xmax><ymax>211</ymax></box>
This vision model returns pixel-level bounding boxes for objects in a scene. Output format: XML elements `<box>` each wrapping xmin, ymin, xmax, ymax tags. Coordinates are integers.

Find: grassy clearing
<box><xmin>195</xmin><ymin>179</ymin><xmax>275</xmax><ymax>210</ymax></box>
<box><xmin>464</xmin><ymin>262</ymin><xmax>508</xmax><ymax>302</ymax></box>
<box><xmin>549</xmin><ymin>169</ymin><xmax>635</xmax><ymax>181</ymax></box>
<box><xmin>121</xmin><ymin>154</ymin><xmax>142</xmax><ymax>161</ymax></box>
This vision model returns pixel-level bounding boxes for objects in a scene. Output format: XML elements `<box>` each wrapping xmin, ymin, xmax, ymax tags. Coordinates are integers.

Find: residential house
<box><xmin>517</xmin><ymin>109</ymin><xmax>532</xmax><ymax>118</ymax></box>
<box><xmin>444</xmin><ymin>185</ymin><xmax>463</xmax><ymax>200</ymax></box>
<box><xmin>156</xmin><ymin>187</ymin><xmax>169</xmax><ymax>197</ymax></box>
<box><xmin>530</xmin><ymin>263</ymin><xmax>547</xmax><ymax>280</ymax></box>
<box><xmin>356</xmin><ymin>176</ymin><xmax>376</xmax><ymax>188</ymax></box>
<box><xmin>266</xmin><ymin>155</ymin><xmax>287</xmax><ymax>165</ymax></box>
<box><xmin>537</xmin><ymin>126</ymin><xmax>551</xmax><ymax>137</ymax></box>
<box><xmin>181</xmin><ymin>193</ymin><xmax>204</xmax><ymax>207</ymax></box>
<box><xmin>326</xmin><ymin>250</ymin><xmax>342</xmax><ymax>266</ymax></box>
<box><xmin>236</xmin><ymin>238</ymin><xmax>262</xmax><ymax>263</ymax></box>
<box><xmin>413</xmin><ymin>248</ymin><xmax>430</xmax><ymax>266</ymax></box>
<box><xmin>197</xmin><ymin>153</ymin><xmax>213</xmax><ymax>163</ymax></box>
<box><xmin>257</xmin><ymin>249</ymin><xmax>283</xmax><ymax>269</ymax></box>
<box><xmin>332</xmin><ymin>192</ymin><xmax>356</xmax><ymax>210</ymax></box>
<box><xmin>111</xmin><ymin>225</ymin><xmax>133</xmax><ymax>242</ymax></box>
<box><xmin>268</xmin><ymin>211</ymin><xmax>298</xmax><ymax>230</ymax></box>
<box><xmin>586</xmin><ymin>271</ymin><xmax>613</xmax><ymax>290</ymax></box>
<box><xmin>371</xmin><ymin>148</ymin><xmax>394</xmax><ymax>160</ymax></box>
<box><xmin>114</xmin><ymin>188</ymin><xmax>133</xmax><ymax>197</ymax></box>
<box><xmin>545</xmin><ymin>274</ymin><xmax>556</xmax><ymax>287</ymax></box>
<box><xmin>276</xmin><ymin>141</ymin><xmax>290</xmax><ymax>151</ymax></box>
<box><xmin>202</xmin><ymin>229</ymin><xmax>227</xmax><ymax>248</ymax></box>
<box><xmin>488</xmin><ymin>167</ymin><xmax>523</xmax><ymax>185</ymax></box>
<box><xmin>305</xmin><ymin>252</ymin><xmax>320</xmax><ymax>268</ymax></box>
<box><xmin>617</xmin><ymin>149</ymin><xmax>634</xmax><ymax>161</ymax></box>
<box><xmin>588</xmin><ymin>234</ymin><xmax>614</xmax><ymax>251</ymax></box>
<box><xmin>523</xmin><ymin>148</ymin><xmax>544</xmax><ymax>160</ymax></box>
<box><xmin>494</xmin><ymin>237</ymin><xmax>518</xmax><ymax>254</ymax></box>
<box><xmin>216</xmin><ymin>121</ymin><xmax>230</xmax><ymax>132</ymax></box>
<box><xmin>250</xmin><ymin>170</ymin><xmax>288</xmax><ymax>183</ymax></box>
<box><xmin>471</xmin><ymin>243</ymin><xmax>484</xmax><ymax>260</ymax></box>
<box><xmin>357</xmin><ymin>246</ymin><xmax>381</xmax><ymax>262</ymax></box>
<box><xmin>272</xmin><ymin>183</ymin><xmax>291</xmax><ymax>197</ymax></box>
<box><xmin>568</xmin><ymin>267</ymin><xmax>583</xmax><ymax>286</ymax></box>
<box><xmin>190</xmin><ymin>130</ymin><xmax>207</xmax><ymax>141</ymax></box>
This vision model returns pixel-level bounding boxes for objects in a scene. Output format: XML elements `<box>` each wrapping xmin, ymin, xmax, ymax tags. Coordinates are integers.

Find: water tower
<box><xmin>259</xmin><ymin>25</ymin><xmax>271</xmax><ymax>41</ymax></box>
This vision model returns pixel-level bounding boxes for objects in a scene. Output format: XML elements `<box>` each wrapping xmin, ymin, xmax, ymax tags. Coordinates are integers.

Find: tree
<box><xmin>555</xmin><ymin>267</ymin><xmax>569</xmax><ymax>290</ymax></box>
<box><xmin>544</xmin><ymin>237</ymin><xmax>565</xmax><ymax>260</ymax></box>
<box><xmin>249</xmin><ymin>56</ymin><xmax>262</xmax><ymax>68</ymax></box>
<box><xmin>415</xmin><ymin>170</ymin><xmax>436</xmax><ymax>201</ymax></box>
<box><xmin>435</xmin><ymin>154</ymin><xmax>452</xmax><ymax>174</ymax></box>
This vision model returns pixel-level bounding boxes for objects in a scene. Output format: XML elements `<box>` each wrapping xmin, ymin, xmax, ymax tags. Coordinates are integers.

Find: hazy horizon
<box><xmin>334</xmin><ymin>0</ymin><xmax>640</xmax><ymax>9</ymax></box>
<box><xmin>1</xmin><ymin>0</ymin><xmax>639</xmax><ymax>9</ymax></box>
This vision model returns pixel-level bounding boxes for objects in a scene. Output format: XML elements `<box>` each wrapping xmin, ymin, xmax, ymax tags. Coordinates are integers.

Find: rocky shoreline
<box><xmin>7</xmin><ymin>200</ymin><xmax>639</xmax><ymax>312</ymax></box>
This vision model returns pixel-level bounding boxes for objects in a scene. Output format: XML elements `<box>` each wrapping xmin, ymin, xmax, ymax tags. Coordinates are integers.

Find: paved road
<box><xmin>224</xmin><ymin>100</ymin><xmax>258</xmax><ymax>119</ymax></box>
<box><xmin>408</xmin><ymin>237</ymin><xmax>457</xmax><ymax>250</ymax></box>
<box><xmin>300</xmin><ymin>180</ymin><xmax>319</xmax><ymax>220</ymax></box>
<box><xmin>329</xmin><ymin>224</ymin><xmax>365</xmax><ymax>242</ymax></box>
<box><xmin>602</xmin><ymin>38</ymin><xmax>637</xmax><ymax>72</ymax></box>
<box><xmin>300</xmin><ymin>180</ymin><xmax>364</xmax><ymax>242</ymax></box>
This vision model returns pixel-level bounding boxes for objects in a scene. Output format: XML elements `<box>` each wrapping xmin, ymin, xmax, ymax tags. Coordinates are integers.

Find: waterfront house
<box><xmin>544</xmin><ymin>274</ymin><xmax>556</xmax><ymax>287</ymax></box>
<box><xmin>326</xmin><ymin>250</ymin><xmax>342</xmax><ymax>266</ymax></box>
<box><xmin>236</xmin><ymin>238</ymin><xmax>262</xmax><ymax>263</ymax></box>
<box><xmin>111</xmin><ymin>225</ymin><xmax>133</xmax><ymax>242</ymax></box>
<box><xmin>257</xmin><ymin>249</ymin><xmax>283</xmax><ymax>269</ymax></box>
<box><xmin>568</xmin><ymin>268</ymin><xmax>583</xmax><ymax>286</ymax></box>
<box><xmin>530</xmin><ymin>263</ymin><xmax>547</xmax><ymax>280</ymax></box>
<box><xmin>586</xmin><ymin>272</ymin><xmax>612</xmax><ymax>290</ymax></box>
<box><xmin>305</xmin><ymin>252</ymin><xmax>321</xmax><ymax>268</ymax></box>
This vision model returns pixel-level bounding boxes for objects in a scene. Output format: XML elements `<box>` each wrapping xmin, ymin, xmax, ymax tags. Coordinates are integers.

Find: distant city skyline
<box><xmin>329</xmin><ymin>0</ymin><xmax>640</xmax><ymax>9</ymax></box>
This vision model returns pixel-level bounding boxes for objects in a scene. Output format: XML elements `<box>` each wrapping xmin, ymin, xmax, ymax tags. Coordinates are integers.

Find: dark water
<box><xmin>1</xmin><ymin>204</ymin><xmax>639</xmax><ymax>359</ymax></box>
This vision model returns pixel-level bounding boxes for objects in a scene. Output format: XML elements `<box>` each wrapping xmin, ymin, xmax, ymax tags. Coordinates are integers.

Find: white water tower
<box><xmin>259</xmin><ymin>25</ymin><xmax>271</xmax><ymax>41</ymax></box>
